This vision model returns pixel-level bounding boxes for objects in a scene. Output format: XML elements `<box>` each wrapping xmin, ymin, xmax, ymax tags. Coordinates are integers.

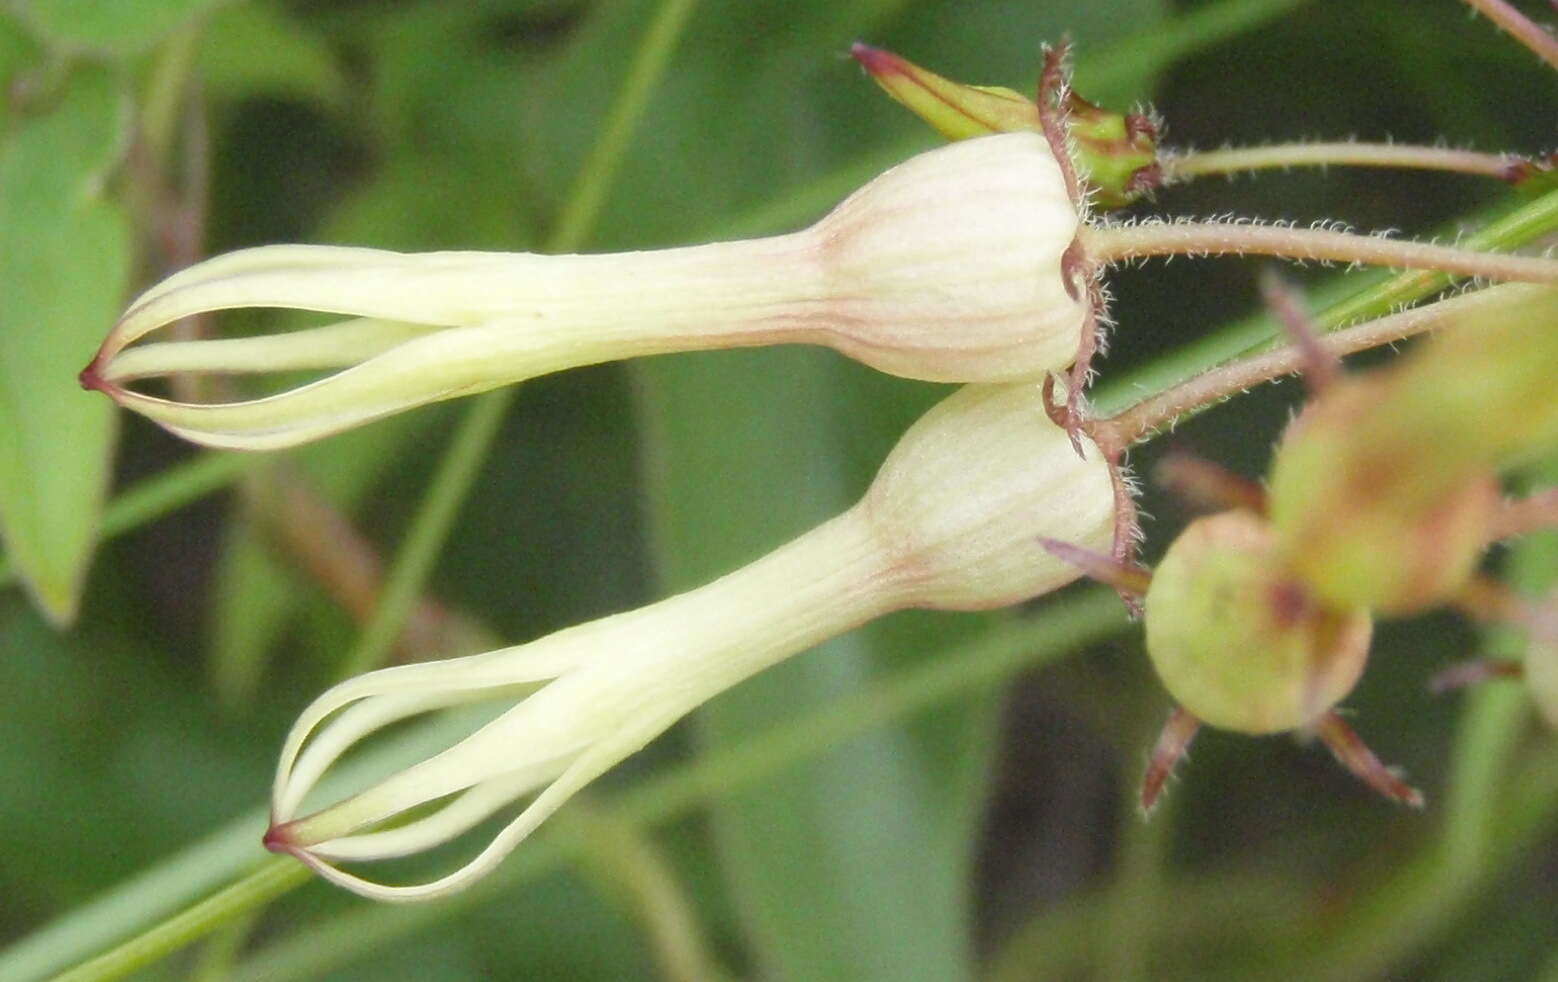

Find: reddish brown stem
<box><xmin>1451</xmin><ymin>575</ymin><xmax>1531</xmax><ymax>627</ymax></box>
<box><xmin>1142</xmin><ymin>707</ymin><xmax>1201</xmax><ymax>813</ymax></box>
<box><xmin>1462</xmin><ymin>0</ymin><xmax>1558</xmax><ymax>71</ymax></box>
<box><xmin>1314</xmin><ymin>712</ymin><xmax>1424</xmax><ymax>808</ymax></box>
<box><xmin>1427</xmin><ymin>658</ymin><xmax>1524</xmax><ymax>695</ymax></box>
<box><xmin>1037</xmin><ymin>42</ymin><xmax>1082</xmax><ymax>211</ymax></box>
<box><xmin>248</xmin><ymin>468</ymin><xmax>491</xmax><ymax>667</ymax></box>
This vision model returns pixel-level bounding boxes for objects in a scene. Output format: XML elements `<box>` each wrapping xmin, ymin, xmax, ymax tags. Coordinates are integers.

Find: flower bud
<box><xmin>265</xmin><ymin>382</ymin><xmax>1114</xmax><ymax>900</ymax></box>
<box><xmin>1143</xmin><ymin>510</ymin><xmax>1372</xmax><ymax>734</ymax></box>
<box><xmin>1269</xmin><ymin>379</ymin><xmax>1502</xmax><ymax>615</ymax></box>
<box><xmin>850</xmin><ymin>43</ymin><xmax>1159</xmax><ymax>208</ymax></box>
<box><xmin>1268</xmin><ymin>285</ymin><xmax>1558</xmax><ymax>614</ymax></box>
<box><xmin>82</xmin><ymin>133</ymin><xmax>1085</xmax><ymax>451</ymax></box>
<box><xmin>850</xmin><ymin>42</ymin><xmax>1044</xmax><ymax>140</ymax></box>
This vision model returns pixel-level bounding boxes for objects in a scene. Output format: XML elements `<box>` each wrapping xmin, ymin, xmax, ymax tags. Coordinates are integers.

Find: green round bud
<box><xmin>1268</xmin><ymin>379</ymin><xmax>1499</xmax><ymax>616</ymax></box>
<box><xmin>1144</xmin><ymin>510</ymin><xmax>1372</xmax><ymax>734</ymax></box>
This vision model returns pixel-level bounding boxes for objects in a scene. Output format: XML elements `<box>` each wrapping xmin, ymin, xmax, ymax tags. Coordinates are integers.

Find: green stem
<box><xmin>338</xmin><ymin>0</ymin><xmax>702</xmax><ymax>683</ymax></box>
<box><xmin>332</xmin><ymin>389</ymin><xmax>509</xmax><ymax>680</ymax></box>
<box><xmin>138</xmin><ymin>21</ymin><xmax>202</xmax><ymax>172</ymax></box>
<box><xmin>188</xmin><ymin>912</ymin><xmax>259</xmax><ymax>982</ymax></box>
<box><xmin>1162</xmin><ymin>142</ymin><xmax>1515</xmax><ymax>183</ymax></box>
<box><xmin>1097</xmin><ymin>732</ymin><xmax>1178</xmax><ymax>982</ymax></box>
<box><xmin>545</xmin><ymin>0</ymin><xmax>700</xmax><ymax>254</ymax></box>
<box><xmin>50</xmin><ymin>861</ymin><xmax>309</xmax><ymax>982</ymax></box>
<box><xmin>567</xmin><ymin>804</ymin><xmax>731</xmax><ymax>982</ymax></box>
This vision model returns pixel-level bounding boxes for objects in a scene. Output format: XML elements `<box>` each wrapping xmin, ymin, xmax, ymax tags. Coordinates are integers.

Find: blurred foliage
<box><xmin>1</xmin><ymin>0</ymin><xmax>1557</xmax><ymax>980</ymax></box>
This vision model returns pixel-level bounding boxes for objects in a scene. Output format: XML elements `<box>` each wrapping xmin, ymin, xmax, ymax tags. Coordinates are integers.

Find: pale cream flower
<box><xmin>83</xmin><ymin>133</ymin><xmax>1085</xmax><ymax>450</ymax></box>
<box><xmin>265</xmin><ymin>381</ymin><xmax>1115</xmax><ymax>900</ymax></box>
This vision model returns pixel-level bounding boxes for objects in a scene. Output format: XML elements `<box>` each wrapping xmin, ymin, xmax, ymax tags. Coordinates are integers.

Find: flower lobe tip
<box><xmin>849</xmin><ymin>42</ymin><xmax>903</xmax><ymax>76</ymax></box>
<box><xmin>263</xmin><ymin>822</ymin><xmax>296</xmax><ymax>854</ymax></box>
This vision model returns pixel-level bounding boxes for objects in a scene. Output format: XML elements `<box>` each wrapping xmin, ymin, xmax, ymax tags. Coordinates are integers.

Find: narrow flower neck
<box><xmin>273</xmin><ymin>509</ymin><xmax>897</xmax><ymax>859</ymax></box>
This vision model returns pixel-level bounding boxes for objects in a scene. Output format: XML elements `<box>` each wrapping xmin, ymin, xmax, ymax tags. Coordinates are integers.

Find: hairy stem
<box><xmin>1092</xmin><ymin>283</ymin><xmax>1540</xmax><ymax>452</ymax></box>
<box><xmin>1162</xmin><ymin>142</ymin><xmax>1519</xmax><ymax>183</ymax></box>
<box><xmin>1463</xmin><ymin>0</ymin><xmax>1558</xmax><ymax>70</ymax></box>
<box><xmin>1082</xmin><ymin>220</ymin><xmax>1558</xmax><ymax>282</ymax></box>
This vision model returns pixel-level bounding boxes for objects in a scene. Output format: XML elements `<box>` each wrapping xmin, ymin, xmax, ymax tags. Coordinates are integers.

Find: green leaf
<box><xmin>0</xmin><ymin>14</ymin><xmax>42</xmax><ymax>134</ymax></box>
<box><xmin>0</xmin><ymin>67</ymin><xmax>130</xmax><ymax>625</ymax></box>
<box><xmin>198</xmin><ymin>2</ymin><xmax>348</xmax><ymax>110</ymax></box>
<box><xmin>20</xmin><ymin>0</ymin><xmax>226</xmax><ymax>56</ymax></box>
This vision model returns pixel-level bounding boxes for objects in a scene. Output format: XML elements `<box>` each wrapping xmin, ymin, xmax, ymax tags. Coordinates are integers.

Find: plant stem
<box><xmin>50</xmin><ymin>860</ymin><xmax>308</xmax><ymax>982</ymax></box>
<box><xmin>1083</xmin><ymin>219</ymin><xmax>1558</xmax><ymax>282</ymax></box>
<box><xmin>335</xmin><ymin>0</ymin><xmax>702</xmax><ymax>684</ymax></box>
<box><xmin>545</xmin><ymin>0</ymin><xmax>701</xmax><ymax>254</ymax></box>
<box><xmin>1162</xmin><ymin>142</ymin><xmax>1517</xmax><ymax>182</ymax></box>
<box><xmin>1091</xmin><ymin>188</ymin><xmax>1558</xmax><ymax>418</ymax></box>
<box><xmin>1462</xmin><ymin>0</ymin><xmax>1558</xmax><ymax>70</ymax></box>
<box><xmin>331</xmin><ymin>393</ymin><xmax>509</xmax><ymax>680</ymax></box>
<box><xmin>569</xmin><ymin>804</ymin><xmax>731</xmax><ymax>982</ymax></box>
<box><xmin>1092</xmin><ymin>283</ymin><xmax>1544</xmax><ymax>451</ymax></box>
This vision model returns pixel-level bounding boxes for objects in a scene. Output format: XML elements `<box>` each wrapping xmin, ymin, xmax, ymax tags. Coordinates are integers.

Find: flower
<box><xmin>81</xmin><ymin>132</ymin><xmax>1086</xmax><ymax>451</ymax></box>
<box><xmin>264</xmin><ymin>381</ymin><xmax>1116</xmax><ymax>900</ymax></box>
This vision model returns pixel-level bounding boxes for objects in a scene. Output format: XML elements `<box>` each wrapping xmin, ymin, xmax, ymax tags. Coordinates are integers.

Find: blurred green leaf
<box><xmin>20</xmin><ymin>0</ymin><xmax>226</xmax><ymax>56</ymax></box>
<box><xmin>207</xmin><ymin>413</ymin><xmax>444</xmax><ymax>705</ymax></box>
<box><xmin>198</xmin><ymin>3</ymin><xmax>347</xmax><ymax>110</ymax></box>
<box><xmin>0</xmin><ymin>14</ymin><xmax>41</xmax><ymax>133</ymax></box>
<box><xmin>209</xmin><ymin>514</ymin><xmax>298</xmax><ymax>706</ymax></box>
<box><xmin>0</xmin><ymin>67</ymin><xmax>130</xmax><ymax>624</ymax></box>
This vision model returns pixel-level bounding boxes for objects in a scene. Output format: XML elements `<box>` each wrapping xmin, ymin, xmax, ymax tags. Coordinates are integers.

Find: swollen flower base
<box><xmin>265</xmin><ymin>382</ymin><xmax>1116</xmax><ymax>901</ymax></box>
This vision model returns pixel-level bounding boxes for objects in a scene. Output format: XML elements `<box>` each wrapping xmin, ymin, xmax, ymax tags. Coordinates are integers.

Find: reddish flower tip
<box><xmin>78</xmin><ymin>358</ymin><xmax>109</xmax><ymax>393</ymax></box>
<box><xmin>263</xmin><ymin>822</ymin><xmax>295</xmax><ymax>854</ymax></box>
<box><xmin>849</xmin><ymin>42</ymin><xmax>906</xmax><ymax>77</ymax></box>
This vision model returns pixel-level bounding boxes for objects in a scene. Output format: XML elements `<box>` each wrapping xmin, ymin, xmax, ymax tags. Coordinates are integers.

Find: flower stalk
<box><xmin>1080</xmin><ymin>219</ymin><xmax>1558</xmax><ymax>282</ymax></box>
<box><xmin>1159</xmin><ymin>142</ymin><xmax>1530</xmax><ymax>185</ymax></box>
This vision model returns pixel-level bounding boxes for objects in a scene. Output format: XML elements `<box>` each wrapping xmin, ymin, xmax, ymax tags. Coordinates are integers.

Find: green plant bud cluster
<box><xmin>1269</xmin><ymin>285</ymin><xmax>1558</xmax><ymax>614</ymax></box>
<box><xmin>1143</xmin><ymin>509</ymin><xmax>1372</xmax><ymax>733</ymax></box>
